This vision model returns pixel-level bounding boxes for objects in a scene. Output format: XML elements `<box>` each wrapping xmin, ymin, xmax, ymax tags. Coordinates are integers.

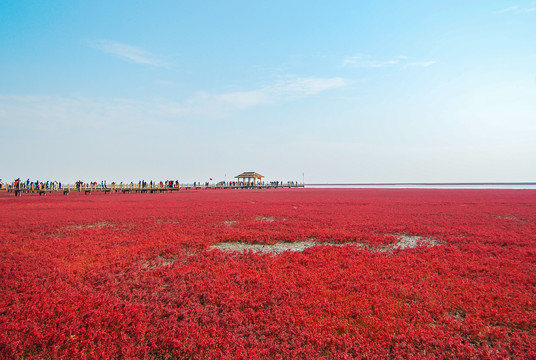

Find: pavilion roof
<box><xmin>235</xmin><ymin>172</ymin><xmax>264</xmax><ymax>179</ymax></box>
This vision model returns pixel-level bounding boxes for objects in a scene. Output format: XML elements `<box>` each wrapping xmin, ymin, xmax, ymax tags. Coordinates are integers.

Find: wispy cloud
<box><xmin>343</xmin><ymin>54</ymin><xmax>436</xmax><ymax>69</ymax></box>
<box><xmin>406</xmin><ymin>61</ymin><xmax>437</xmax><ymax>67</ymax></box>
<box><xmin>0</xmin><ymin>77</ymin><xmax>349</xmax><ymax>126</ymax></box>
<box><xmin>90</xmin><ymin>40</ymin><xmax>166</xmax><ymax>66</ymax></box>
<box><xmin>0</xmin><ymin>95</ymin><xmax>148</xmax><ymax>129</ymax></box>
<box><xmin>342</xmin><ymin>54</ymin><xmax>401</xmax><ymax>68</ymax></box>
<box><xmin>494</xmin><ymin>5</ymin><xmax>535</xmax><ymax>14</ymax></box>
<box><xmin>183</xmin><ymin>76</ymin><xmax>349</xmax><ymax>115</ymax></box>
<box><xmin>495</xmin><ymin>5</ymin><xmax>520</xmax><ymax>13</ymax></box>
<box><xmin>269</xmin><ymin>76</ymin><xmax>348</xmax><ymax>98</ymax></box>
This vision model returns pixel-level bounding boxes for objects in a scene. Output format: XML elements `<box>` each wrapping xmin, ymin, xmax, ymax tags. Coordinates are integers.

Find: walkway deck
<box><xmin>2</xmin><ymin>183</ymin><xmax>304</xmax><ymax>196</ymax></box>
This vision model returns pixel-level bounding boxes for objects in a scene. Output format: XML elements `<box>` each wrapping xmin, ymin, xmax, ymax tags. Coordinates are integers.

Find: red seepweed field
<box><xmin>0</xmin><ymin>188</ymin><xmax>535</xmax><ymax>359</ymax></box>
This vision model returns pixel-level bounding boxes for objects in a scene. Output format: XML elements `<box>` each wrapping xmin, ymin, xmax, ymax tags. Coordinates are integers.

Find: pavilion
<box><xmin>235</xmin><ymin>172</ymin><xmax>264</xmax><ymax>185</ymax></box>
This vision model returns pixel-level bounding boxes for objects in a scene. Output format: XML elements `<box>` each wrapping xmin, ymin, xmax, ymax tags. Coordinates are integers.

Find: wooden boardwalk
<box><xmin>2</xmin><ymin>183</ymin><xmax>304</xmax><ymax>196</ymax></box>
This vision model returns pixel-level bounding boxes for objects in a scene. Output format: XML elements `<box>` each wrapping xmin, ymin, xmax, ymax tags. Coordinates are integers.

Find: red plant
<box><xmin>0</xmin><ymin>189</ymin><xmax>535</xmax><ymax>359</ymax></box>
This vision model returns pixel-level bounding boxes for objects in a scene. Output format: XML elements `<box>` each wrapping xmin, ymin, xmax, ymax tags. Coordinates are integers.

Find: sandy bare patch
<box><xmin>367</xmin><ymin>234</ymin><xmax>440</xmax><ymax>253</ymax></box>
<box><xmin>209</xmin><ymin>234</ymin><xmax>439</xmax><ymax>255</ymax></box>
<box><xmin>210</xmin><ymin>241</ymin><xmax>316</xmax><ymax>254</ymax></box>
<box><xmin>491</xmin><ymin>214</ymin><xmax>526</xmax><ymax>223</ymax></box>
<box><xmin>223</xmin><ymin>220</ymin><xmax>239</xmax><ymax>226</ymax></box>
<box><xmin>66</xmin><ymin>221</ymin><xmax>114</xmax><ymax>231</ymax></box>
<box><xmin>142</xmin><ymin>255</ymin><xmax>178</xmax><ymax>269</ymax></box>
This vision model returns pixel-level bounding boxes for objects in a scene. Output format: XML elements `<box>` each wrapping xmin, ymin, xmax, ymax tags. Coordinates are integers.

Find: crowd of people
<box><xmin>6</xmin><ymin>178</ymin><xmax>63</xmax><ymax>190</ymax></box>
<box><xmin>1</xmin><ymin>178</ymin><xmax>303</xmax><ymax>192</ymax></box>
<box><xmin>73</xmin><ymin>180</ymin><xmax>182</xmax><ymax>189</ymax></box>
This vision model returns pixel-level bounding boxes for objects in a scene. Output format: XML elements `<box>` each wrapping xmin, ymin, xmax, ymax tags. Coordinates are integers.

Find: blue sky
<box><xmin>1</xmin><ymin>1</ymin><xmax>535</xmax><ymax>183</ymax></box>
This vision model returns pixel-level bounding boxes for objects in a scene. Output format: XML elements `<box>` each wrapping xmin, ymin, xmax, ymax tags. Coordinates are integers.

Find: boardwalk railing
<box><xmin>0</xmin><ymin>182</ymin><xmax>305</xmax><ymax>196</ymax></box>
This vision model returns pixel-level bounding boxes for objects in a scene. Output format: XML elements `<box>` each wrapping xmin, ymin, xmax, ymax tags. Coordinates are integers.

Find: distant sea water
<box><xmin>305</xmin><ymin>183</ymin><xmax>536</xmax><ymax>189</ymax></box>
